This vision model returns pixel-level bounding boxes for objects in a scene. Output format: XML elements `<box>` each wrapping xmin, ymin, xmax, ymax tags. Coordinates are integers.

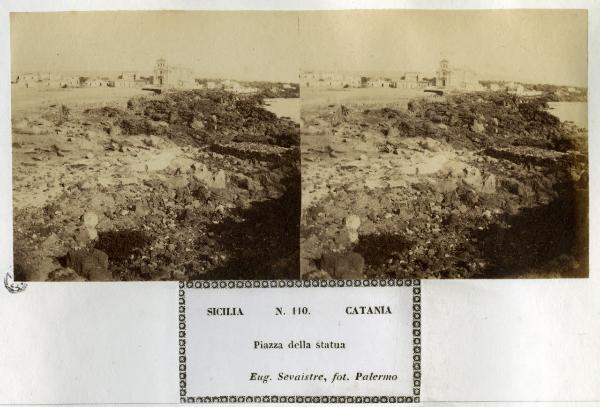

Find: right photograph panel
<box><xmin>299</xmin><ymin>10</ymin><xmax>588</xmax><ymax>279</ymax></box>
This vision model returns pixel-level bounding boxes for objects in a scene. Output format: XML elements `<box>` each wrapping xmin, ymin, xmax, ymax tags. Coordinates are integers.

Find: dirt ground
<box><xmin>12</xmin><ymin>87</ymin><xmax>149</xmax><ymax>115</ymax></box>
<box><xmin>12</xmin><ymin>87</ymin><xmax>300</xmax><ymax>281</ymax></box>
<box><xmin>300</xmin><ymin>90</ymin><xmax>588</xmax><ymax>279</ymax></box>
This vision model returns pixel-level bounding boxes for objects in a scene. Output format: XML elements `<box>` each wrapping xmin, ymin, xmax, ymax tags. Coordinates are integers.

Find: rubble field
<box><xmin>301</xmin><ymin>92</ymin><xmax>588</xmax><ymax>279</ymax></box>
<box><xmin>12</xmin><ymin>89</ymin><xmax>300</xmax><ymax>281</ymax></box>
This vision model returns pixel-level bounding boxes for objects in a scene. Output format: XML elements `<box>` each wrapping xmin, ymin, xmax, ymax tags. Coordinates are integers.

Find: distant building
<box><xmin>366</xmin><ymin>78</ymin><xmax>392</xmax><ymax>88</ymax></box>
<box><xmin>115</xmin><ymin>72</ymin><xmax>140</xmax><ymax>88</ymax></box>
<box><xmin>87</xmin><ymin>78</ymin><xmax>110</xmax><ymax>87</ymax></box>
<box><xmin>300</xmin><ymin>71</ymin><xmax>362</xmax><ymax>89</ymax></box>
<box><xmin>13</xmin><ymin>73</ymin><xmax>47</xmax><ymax>88</ymax></box>
<box><xmin>396</xmin><ymin>76</ymin><xmax>428</xmax><ymax>89</ymax></box>
<box><xmin>435</xmin><ymin>59</ymin><xmax>481</xmax><ymax>90</ymax></box>
<box><xmin>152</xmin><ymin>58</ymin><xmax>195</xmax><ymax>88</ymax></box>
<box><xmin>60</xmin><ymin>76</ymin><xmax>80</xmax><ymax>88</ymax></box>
<box><xmin>13</xmin><ymin>73</ymin><xmax>64</xmax><ymax>89</ymax></box>
<box><xmin>221</xmin><ymin>79</ymin><xmax>259</xmax><ymax>94</ymax></box>
<box><xmin>404</xmin><ymin>72</ymin><xmax>421</xmax><ymax>83</ymax></box>
<box><xmin>505</xmin><ymin>82</ymin><xmax>541</xmax><ymax>96</ymax></box>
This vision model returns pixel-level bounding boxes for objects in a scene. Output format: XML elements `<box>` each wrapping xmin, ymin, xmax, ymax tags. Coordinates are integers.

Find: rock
<box><xmin>108</xmin><ymin>124</ymin><xmax>121</xmax><ymax>136</ymax></box>
<box><xmin>171</xmin><ymin>176</ymin><xmax>189</xmax><ymax>189</ymax></box>
<box><xmin>359</xmin><ymin>154</ymin><xmax>368</xmax><ymax>161</ymax></box>
<box><xmin>78</xmin><ymin>180</ymin><xmax>94</xmax><ymax>190</ymax></box>
<box><xmin>85</xmin><ymin>153</ymin><xmax>95</xmax><ymax>159</ymax></box>
<box><xmin>212</xmin><ymin>170</ymin><xmax>227</xmax><ymax>189</ymax></box>
<box><xmin>172</xmin><ymin>269</ymin><xmax>186</xmax><ymax>280</ymax></box>
<box><xmin>433</xmin><ymin>179</ymin><xmax>457</xmax><ymax>193</ymax></box>
<box><xmin>82</xmin><ymin>211</ymin><xmax>99</xmax><ymax>240</ymax></box>
<box><xmin>320</xmin><ymin>252</ymin><xmax>365</xmax><ymax>279</ymax></box>
<box><xmin>471</xmin><ymin>119</ymin><xmax>485</xmax><ymax>133</ymax></box>
<box><xmin>82</xmin><ymin>211</ymin><xmax>99</xmax><ymax>228</ymax></box>
<box><xmin>48</xmin><ymin>267</ymin><xmax>86</xmax><ymax>282</ymax></box>
<box><xmin>331</xmin><ymin>105</ymin><xmax>349</xmax><ymax>126</ymax></box>
<box><xmin>150</xmin><ymin>266</ymin><xmax>172</xmax><ymax>280</ymax></box>
<box><xmin>51</xmin><ymin>144</ymin><xmax>64</xmax><ymax>157</ymax></box>
<box><xmin>40</xmin><ymin>233</ymin><xmax>59</xmax><ymax>249</ymax></box>
<box><xmin>231</xmin><ymin>173</ymin><xmax>261</xmax><ymax>192</ymax></box>
<box><xmin>419</xmin><ymin>137</ymin><xmax>442</xmax><ymax>152</ymax></box>
<box><xmin>169</xmin><ymin>157</ymin><xmax>196</xmax><ymax>172</ymax></box>
<box><xmin>481</xmin><ymin>174</ymin><xmax>497</xmax><ymax>194</ymax></box>
<box><xmin>386</xmin><ymin>126</ymin><xmax>400</xmax><ymax>138</ymax></box>
<box><xmin>74</xmin><ymin>227</ymin><xmax>94</xmax><ymax>246</ymax></box>
<box><xmin>192</xmin><ymin>167</ymin><xmax>227</xmax><ymax>189</ymax></box>
<box><xmin>517</xmin><ymin>182</ymin><xmax>535</xmax><ymax>198</ymax></box>
<box><xmin>440</xmin><ymin>161</ymin><xmax>469</xmax><ymax>177</ymax></box>
<box><xmin>134</xmin><ymin>203</ymin><xmax>150</xmax><ymax>217</ymax></box>
<box><xmin>40</xmin><ymin>233</ymin><xmax>65</xmax><ymax>257</ymax></box>
<box><xmin>191</xmin><ymin>119</ymin><xmax>205</xmax><ymax>130</ymax></box>
<box><xmin>344</xmin><ymin>214</ymin><xmax>361</xmax><ymax>231</ymax></box>
<box><xmin>334</xmin><ymin>229</ymin><xmax>352</xmax><ymax>248</ymax></box>
<box><xmin>144</xmin><ymin>135</ymin><xmax>166</xmax><ymax>148</ymax></box>
<box><xmin>15</xmin><ymin>255</ymin><xmax>59</xmax><ymax>281</ymax></box>
<box><xmin>65</xmin><ymin>248</ymin><xmax>111</xmax><ymax>281</ymax></box>
<box><xmin>462</xmin><ymin>167</ymin><xmax>483</xmax><ymax>190</ymax></box>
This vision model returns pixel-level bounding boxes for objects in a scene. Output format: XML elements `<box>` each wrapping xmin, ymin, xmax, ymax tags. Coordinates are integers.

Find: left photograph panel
<box><xmin>10</xmin><ymin>11</ymin><xmax>301</xmax><ymax>281</ymax></box>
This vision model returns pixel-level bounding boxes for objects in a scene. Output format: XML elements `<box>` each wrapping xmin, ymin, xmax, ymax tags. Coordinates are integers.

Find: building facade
<box><xmin>152</xmin><ymin>58</ymin><xmax>195</xmax><ymax>88</ymax></box>
<box><xmin>435</xmin><ymin>59</ymin><xmax>481</xmax><ymax>90</ymax></box>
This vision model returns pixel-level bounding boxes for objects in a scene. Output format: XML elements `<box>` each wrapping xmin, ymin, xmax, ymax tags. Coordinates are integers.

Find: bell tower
<box><xmin>438</xmin><ymin>59</ymin><xmax>451</xmax><ymax>87</ymax></box>
<box><xmin>154</xmin><ymin>58</ymin><xmax>168</xmax><ymax>86</ymax></box>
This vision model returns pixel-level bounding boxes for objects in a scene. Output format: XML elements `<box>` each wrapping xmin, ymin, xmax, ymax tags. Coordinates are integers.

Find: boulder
<box><xmin>82</xmin><ymin>211</ymin><xmax>99</xmax><ymax>241</ymax></box>
<box><xmin>82</xmin><ymin>211</ymin><xmax>99</xmax><ymax>228</ymax></box>
<box><xmin>481</xmin><ymin>174</ymin><xmax>497</xmax><ymax>194</ymax></box>
<box><xmin>320</xmin><ymin>252</ymin><xmax>365</xmax><ymax>279</ymax></box>
<box><xmin>386</xmin><ymin>126</ymin><xmax>401</xmax><ymax>138</ymax></box>
<box><xmin>192</xmin><ymin>166</ymin><xmax>227</xmax><ymax>189</ymax></box>
<box><xmin>344</xmin><ymin>214</ymin><xmax>361</xmax><ymax>231</ymax></box>
<box><xmin>191</xmin><ymin>119</ymin><xmax>205</xmax><ymax>130</ymax></box>
<box><xmin>170</xmin><ymin>157</ymin><xmax>197</xmax><ymax>172</ymax></box>
<box><xmin>419</xmin><ymin>137</ymin><xmax>442</xmax><ymax>152</ymax></box>
<box><xmin>65</xmin><ymin>248</ymin><xmax>111</xmax><ymax>281</ymax></box>
<box><xmin>212</xmin><ymin>170</ymin><xmax>227</xmax><ymax>189</ymax></box>
<box><xmin>462</xmin><ymin>167</ymin><xmax>483</xmax><ymax>190</ymax></box>
<box><xmin>471</xmin><ymin>119</ymin><xmax>485</xmax><ymax>133</ymax></box>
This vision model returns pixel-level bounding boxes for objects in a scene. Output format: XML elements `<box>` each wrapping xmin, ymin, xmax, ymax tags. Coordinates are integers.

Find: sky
<box><xmin>10</xmin><ymin>10</ymin><xmax>588</xmax><ymax>87</ymax></box>
<box><xmin>10</xmin><ymin>11</ymin><xmax>300</xmax><ymax>82</ymax></box>
<box><xmin>300</xmin><ymin>10</ymin><xmax>588</xmax><ymax>87</ymax></box>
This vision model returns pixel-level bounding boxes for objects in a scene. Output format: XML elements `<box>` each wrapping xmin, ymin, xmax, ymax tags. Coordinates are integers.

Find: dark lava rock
<box><xmin>320</xmin><ymin>251</ymin><xmax>365</xmax><ymax>279</ymax></box>
<box><xmin>65</xmin><ymin>248</ymin><xmax>111</xmax><ymax>281</ymax></box>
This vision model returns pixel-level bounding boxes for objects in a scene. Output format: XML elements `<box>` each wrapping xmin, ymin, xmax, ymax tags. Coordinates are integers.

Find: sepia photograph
<box><xmin>299</xmin><ymin>10</ymin><xmax>588</xmax><ymax>279</ymax></box>
<box><xmin>11</xmin><ymin>11</ymin><xmax>301</xmax><ymax>281</ymax></box>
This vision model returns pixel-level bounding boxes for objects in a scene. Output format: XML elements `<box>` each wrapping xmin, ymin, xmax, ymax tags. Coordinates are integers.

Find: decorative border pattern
<box><xmin>178</xmin><ymin>279</ymin><xmax>421</xmax><ymax>404</ymax></box>
<box><xmin>179</xmin><ymin>279</ymin><xmax>417</xmax><ymax>289</ymax></box>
